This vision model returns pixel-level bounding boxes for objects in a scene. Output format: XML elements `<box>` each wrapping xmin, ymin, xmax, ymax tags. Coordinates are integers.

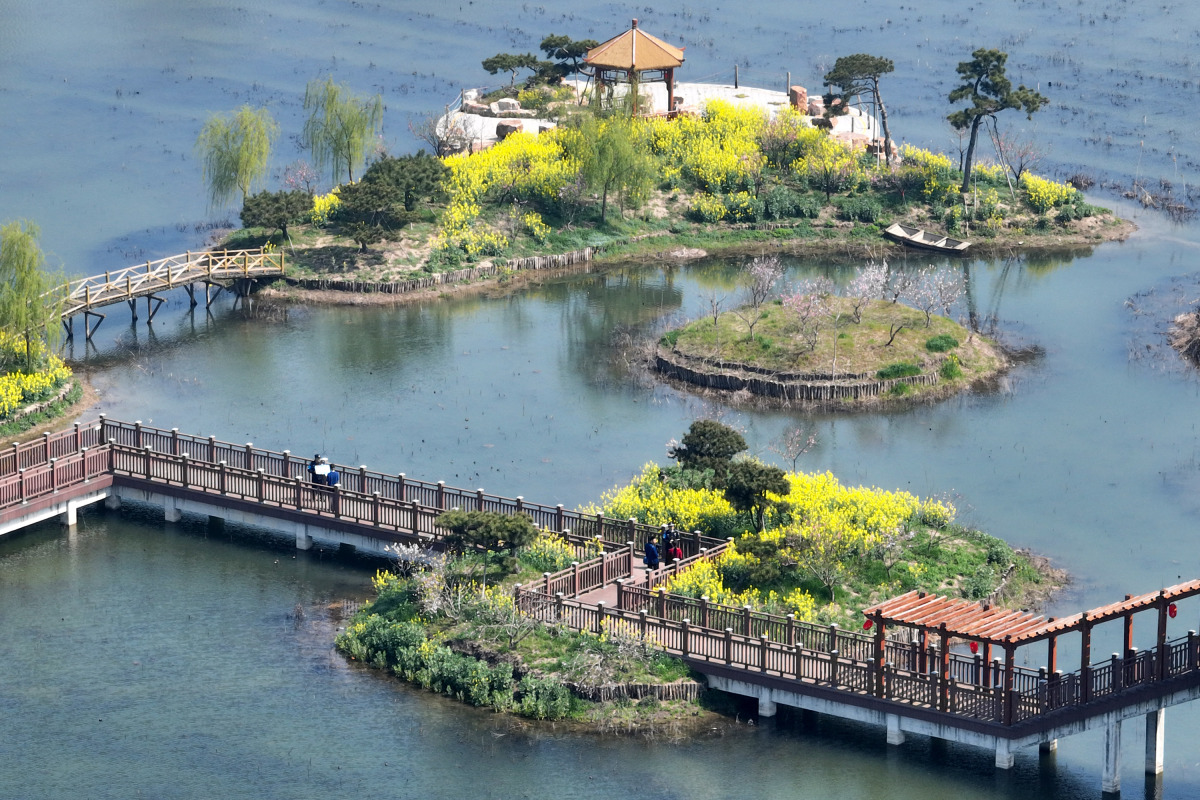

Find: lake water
<box><xmin>2</xmin><ymin>0</ymin><xmax>1200</xmax><ymax>797</ymax></box>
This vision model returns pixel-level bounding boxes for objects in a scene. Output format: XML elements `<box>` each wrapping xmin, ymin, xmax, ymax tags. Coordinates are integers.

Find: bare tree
<box><xmin>409</xmin><ymin>110</ymin><xmax>477</xmax><ymax>157</ymax></box>
<box><xmin>769</xmin><ymin>425</ymin><xmax>817</xmax><ymax>472</ymax></box>
<box><xmin>987</xmin><ymin>120</ymin><xmax>1045</xmax><ymax>198</ymax></box>
<box><xmin>845</xmin><ymin>261</ymin><xmax>888</xmax><ymax>323</ymax></box>
<box><xmin>907</xmin><ymin>267</ymin><xmax>964</xmax><ymax>327</ymax></box>
<box><xmin>782</xmin><ymin>280</ymin><xmax>831</xmax><ymax>355</ymax></box>
<box><xmin>731</xmin><ymin>254</ymin><xmax>787</xmax><ymax>339</ymax></box>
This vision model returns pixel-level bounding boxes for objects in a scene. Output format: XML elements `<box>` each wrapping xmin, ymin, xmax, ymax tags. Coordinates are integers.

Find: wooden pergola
<box><xmin>864</xmin><ymin>579</ymin><xmax>1200</xmax><ymax>721</ymax></box>
<box><xmin>583</xmin><ymin>18</ymin><xmax>684</xmax><ymax>117</ymax></box>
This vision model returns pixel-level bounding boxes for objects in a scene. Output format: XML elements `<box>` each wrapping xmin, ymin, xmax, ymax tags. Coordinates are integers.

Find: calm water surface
<box><xmin>3</xmin><ymin>0</ymin><xmax>1200</xmax><ymax>797</ymax></box>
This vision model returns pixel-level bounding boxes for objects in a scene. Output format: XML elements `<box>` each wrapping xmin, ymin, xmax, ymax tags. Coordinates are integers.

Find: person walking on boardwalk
<box><xmin>644</xmin><ymin>537</ymin><xmax>660</xmax><ymax>570</ymax></box>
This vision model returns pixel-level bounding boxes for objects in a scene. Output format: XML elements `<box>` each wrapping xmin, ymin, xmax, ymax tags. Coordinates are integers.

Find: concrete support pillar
<box><xmin>757</xmin><ymin>694</ymin><xmax>777</xmax><ymax>718</ymax></box>
<box><xmin>1145</xmin><ymin>708</ymin><xmax>1165</xmax><ymax>775</ymax></box>
<box><xmin>104</xmin><ymin>493</ymin><xmax>121</xmax><ymax>510</ymax></box>
<box><xmin>1039</xmin><ymin>739</ymin><xmax>1058</xmax><ymax>755</ymax></box>
<box><xmin>164</xmin><ymin>502</ymin><xmax>182</xmax><ymax>523</ymax></box>
<box><xmin>59</xmin><ymin>501</ymin><xmax>78</xmax><ymax>528</ymax></box>
<box><xmin>886</xmin><ymin>714</ymin><xmax>905</xmax><ymax>745</ymax></box>
<box><xmin>1103</xmin><ymin>713</ymin><xmax>1122</xmax><ymax>795</ymax></box>
<box><xmin>296</xmin><ymin>528</ymin><xmax>314</xmax><ymax>551</ymax></box>
<box><xmin>995</xmin><ymin>738</ymin><xmax>1015</xmax><ymax>769</ymax></box>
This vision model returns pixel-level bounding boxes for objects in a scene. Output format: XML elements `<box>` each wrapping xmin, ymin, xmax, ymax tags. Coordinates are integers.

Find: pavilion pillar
<box><xmin>1123</xmin><ymin>594</ymin><xmax>1135</xmax><ymax>655</ymax></box>
<box><xmin>983</xmin><ymin>642</ymin><xmax>993</xmax><ymax>685</ymax></box>
<box><xmin>1047</xmin><ymin>633</ymin><xmax>1058</xmax><ymax>674</ymax></box>
<box><xmin>873</xmin><ymin>613</ymin><xmax>887</xmax><ymax>697</ymax></box>
<box><xmin>938</xmin><ymin>623</ymin><xmax>950</xmax><ymax>712</ymax></box>
<box><xmin>1003</xmin><ymin>639</ymin><xmax>1016</xmax><ymax>725</ymax></box>
<box><xmin>1081</xmin><ymin>613</ymin><xmax>1093</xmax><ymax>703</ymax></box>
<box><xmin>666</xmin><ymin>67</ymin><xmax>675</xmax><ymax>116</ymax></box>
<box><xmin>1145</xmin><ymin>708</ymin><xmax>1165</xmax><ymax>775</ymax></box>
<box><xmin>1156</xmin><ymin>592</ymin><xmax>1169</xmax><ymax>680</ymax></box>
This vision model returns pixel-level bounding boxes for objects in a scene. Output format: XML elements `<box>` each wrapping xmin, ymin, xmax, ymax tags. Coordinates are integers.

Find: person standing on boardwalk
<box><xmin>644</xmin><ymin>538</ymin><xmax>660</xmax><ymax>570</ymax></box>
<box><xmin>308</xmin><ymin>454</ymin><xmax>329</xmax><ymax>485</ymax></box>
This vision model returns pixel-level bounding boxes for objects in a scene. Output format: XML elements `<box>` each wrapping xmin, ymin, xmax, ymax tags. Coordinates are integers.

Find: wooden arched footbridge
<box><xmin>58</xmin><ymin>247</ymin><xmax>285</xmax><ymax>341</ymax></box>
<box><xmin>1</xmin><ymin>416</ymin><xmax>1196</xmax><ymax>794</ymax></box>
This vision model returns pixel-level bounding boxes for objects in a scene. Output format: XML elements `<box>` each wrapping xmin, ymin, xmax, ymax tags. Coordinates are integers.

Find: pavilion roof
<box><xmin>865</xmin><ymin>578</ymin><xmax>1200</xmax><ymax>647</ymax></box>
<box><xmin>585</xmin><ymin>19</ymin><xmax>684</xmax><ymax>72</ymax></box>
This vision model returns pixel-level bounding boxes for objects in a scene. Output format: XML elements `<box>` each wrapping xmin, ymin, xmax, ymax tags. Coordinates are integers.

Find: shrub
<box><xmin>688</xmin><ymin>193</ymin><xmax>727</xmax><ymax>223</ymax></box>
<box><xmin>724</xmin><ymin>191</ymin><xmax>764</xmax><ymax>222</ymax></box>
<box><xmin>762</xmin><ymin>184</ymin><xmax>799</xmax><ymax>220</ymax></box>
<box><xmin>1022</xmin><ymin>173</ymin><xmax>1079</xmax><ymax>213</ymax></box>
<box><xmin>518</xmin><ymin>531</ymin><xmax>577</xmax><ymax>573</ymax></box>
<box><xmin>925</xmin><ymin>334</ymin><xmax>959</xmax><ymax>352</ymax></box>
<box><xmin>794</xmin><ymin>196</ymin><xmax>823</xmax><ymax>219</ymax></box>
<box><xmin>659</xmin><ymin>330</ymin><xmax>681</xmax><ymax>347</ymax></box>
<box><xmin>938</xmin><ymin>354</ymin><xmax>963</xmax><ymax>379</ymax></box>
<box><xmin>517</xmin><ymin>674</ymin><xmax>573</xmax><ymax>720</ymax></box>
<box><xmin>835</xmin><ymin>196</ymin><xmax>882</xmax><ymax>223</ymax></box>
<box><xmin>876</xmin><ymin>362</ymin><xmax>921</xmax><ymax>380</ymax></box>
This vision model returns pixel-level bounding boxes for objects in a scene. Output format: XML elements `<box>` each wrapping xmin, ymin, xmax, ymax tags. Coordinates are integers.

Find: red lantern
<box><xmin>969</xmin><ymin>641</ymin><xmax>979</xmax><ymax>654</ymax></box>
<box><xmin>863</xmin><ymin>619</ymin><xmax>874</xmax><ymax>630</ymax></box>
<box><xmin>1169</xmin><ymin>603</ymin><xmax>1178</xmax><ymax>619</ymax></box>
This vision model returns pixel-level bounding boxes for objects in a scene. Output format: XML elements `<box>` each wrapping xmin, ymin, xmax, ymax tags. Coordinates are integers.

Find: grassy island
<box><xmin>656</xmin><ymin>272</ymin><xmax>1005</xmax><ymax>407</ymax></box>
<box><xmin>218</xmin><ymin>87</ymin><xmax>1132</xmax><ymax>298</ymax></box>
<box><xmin>336</xmin><ymin>420</ymin><xmax>1062</xmax><ymax>729</ymax></box>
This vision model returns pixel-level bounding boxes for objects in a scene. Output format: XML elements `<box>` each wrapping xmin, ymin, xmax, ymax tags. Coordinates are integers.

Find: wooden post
<box><xmin>1081</xmin><ymin>613</ymin><xmax>1093</xmax><ymax>703</ymax></box>
<box><xmin>639</xmin><ymin>610</ymin><xmax>648</xmax><ymax>640</ymax></box>
<box><xmin>372</xmin><ymin>492</ymin><xmax>381</xmax><ymax>526</ymax></box>
<box><xmin>555</xmin><ymin>592</ymin><xmax>565</xmax><ymax>623</ymax></box>
<box><xmin>743</xmin><ymin>605</ymin><xmax>752</xmax><ymax>637</ymax></box>
<box><xmin>282</xmin><ymin>450</ymin><xmax>291</xmax><ymax>479</ymax></box>
<box><xmin>171</xmin><ymin>427</ymin><xmax>179</xmax><ymax>456</ymax></box>
<box><xmin>181</xmin><ymin>454</ymin><xmax>189</xmax><ymax>487</ymax></box>
<box><xmin>477</xmin><ymin>488</ymin><xmax>485</xmax><ymax>511</ymax></box>
<box><xmin>1048</xmin><ymin>633</ymin><xmax>1058</xmax><ymax>674</ymax></box>
<box><xmin>256</xmin><ymin>469</ymin><xmax>265</xmax><ymax>503</ymax></box>
<box><xmin>18</xmin><ymin>469</ymin><xmax>24</xmax><ymax>502</ymax></box>
<box><xmin>594</xmin><ymin>601</ymin><xmax>606</xmax><ymax>635</ymax></box>
<box><xmin>760</xmin><ymin>633</ymin><xmax>769</xmax><ymax>672</ymax></box>
<box><xmin>873</xmin><ymin>612</ymin><xmax>886</xmax><ymax>697</ymax></box>
<box><xmin>725</xmin><ymin>628</ymin><xmax>734</xmax><ymax>665</ymax></box>
<box><xmin>208</xmin><ymin>435</ymin><xmax>216</xmax><ymax>462</ymax></box>
<box><xmin>143</xmin><ymin>445</ymin><xmax>152</xmax><ymax>479</ymax></box>
<box><xmin>397</xmin><ymin>473</ymin><xmax>406</xmax><ymax>501</ymax></box>
<box><xmin>830</xmin><ymin>648</ymin><xmax>840</xmax><ymax>686</ymax></box>
<box><xmin>1003</xmin><ymin>640</ymin><xmax>1016</xmax><ymax>725</ymax></box>
<box><xmin>571</xmin><ymin>562</ymin><xmax>580</xmax><ymax>597</ymax></box>
<box><xmin>556</xmin><ymin>504</ymin><xmax>564</xmax><ymax>531</ymax></box>
<box><xmin>616</xmin><ymin>579</ymin><xmax>624</xmax><ymax>610</ymax></box>
<box><xmin>437</xmin><ymin>481</ymin><xmax>445</xmax><ymax>509</ymax></box>
<box><xmin>1156</xmin><ymin>591</ymin><xmax>1170</xmax><ymax>680</ymax></box>
<box><xmin>1112</xmin><ymin>653</ymin><xmax>1123</xmax><ymax>691</ymax></box>
<box><xmin>49</xmin><ymin>458</ymin><xmax>57</xmax><ymax>492</ymax></box>
<box><xmin>244</xmin><ymin>443</ymin><xmax>253</xmax><ymax>470</ymax></box>
<box><xmin>701</xmin><ymin>595</ymin><xmax>710</xmax><ymax>629</ymax></box>
<box><xmin>43</xmin><ymin>432</ymin><xmax>50</xmax><ymax>463</ymax></box>
<box><xmin>939</xmin><ymin>623</ymin><xmax>950</xmax><ymax>712</ymax></box>
<box><xmin>219</xmin><ymin>461</ymin><xmax>227</xmax><ymax>495</ymax></box>
<box><xmin>294</xmin><ymin>477</ymin><xmax>304</xmax><ymax>509</ymax></box>
<box><xmin>74</xmin><ymin>422</ymin><xmax>81</xmax><ymax>453</ymax></box>
<box><xmin>786</xmin><ymin>614</ymin><xmax>796</xmax><ymax>647</ymax></box>
<box><xmin>1124</xmin><ymin>594</ymin><xmax>1135</xmax><ymax>655</ymax></box>
<box><xmin>681</xmin><ymin>619</ymin><xmax>691</xmax><ymax>657</ymax></box>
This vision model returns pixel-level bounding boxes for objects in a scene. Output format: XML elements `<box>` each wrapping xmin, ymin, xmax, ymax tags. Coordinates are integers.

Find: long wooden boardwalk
<box><xmin>1</xmin><ymin>416</ymin><xmax>1194</xmax><ymax>792</ymax></box>
<box><xmin>57</xmin><ymin>248</ymin><xmax>285</xmax><ymax>340</ymax></box>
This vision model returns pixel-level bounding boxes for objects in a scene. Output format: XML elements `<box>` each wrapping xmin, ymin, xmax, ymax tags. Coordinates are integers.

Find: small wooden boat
<box><xmin>883</xmin><ymin>223</ymin><xmax>971</xmax><ymax>254</ymax></box>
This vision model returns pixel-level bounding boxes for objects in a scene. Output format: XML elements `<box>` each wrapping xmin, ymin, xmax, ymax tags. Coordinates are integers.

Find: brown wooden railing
<box><xmin>516</xmin><ymin>566</ymin><xmax>1200</xmax><ymax>729</ymax></box>
<box><xmin>7</xmin><ymin>418</ymin><xmax>1200</xmax><ymax>731</ymax></box>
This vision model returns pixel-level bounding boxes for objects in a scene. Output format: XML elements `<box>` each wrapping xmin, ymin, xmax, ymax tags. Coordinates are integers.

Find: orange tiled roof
<box><xmin>585</xmin><ymin>19</ymin><xmax>684</xmax><ymax>71</ymax></box>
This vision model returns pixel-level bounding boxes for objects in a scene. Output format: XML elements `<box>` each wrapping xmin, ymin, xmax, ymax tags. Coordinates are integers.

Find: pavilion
<box><xmin>583</xmin><ymin>19</ymin><xmax>684</xmax><ymax>116</ymax></box>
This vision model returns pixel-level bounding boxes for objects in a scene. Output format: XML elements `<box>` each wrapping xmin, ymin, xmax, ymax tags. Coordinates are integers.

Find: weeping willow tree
<box><xmin>0</xmin><ymin>221</ymin><xmax>66</xmax><ymax>370</ymax></box>
<box><xmin>301</xmin><ymin>76</ymin><xmax>384</xmax><ymax>184</ymax></box>
<box><xmin>195</xmin><ymin>106</ymin><xmax>278</xmax><ymax>210</ymax></box>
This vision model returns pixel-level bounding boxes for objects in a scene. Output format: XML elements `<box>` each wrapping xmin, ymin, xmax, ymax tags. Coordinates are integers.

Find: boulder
<box><xmin>495</xmin><ymin>120</ymin><xmax>523</xmax><ymax>140</ymax></box>
<box><xmin>495</xmin><ymin>97</ymin><xmax>520</xmax><ymax>112</ymax></box>
<box><xmin>789</xmin><ymin>85</ymin><xmax>808</xmax><ymax>110</ymax></box>
<box><xmin>807</xmin><ymin>96</ymin><xmax>825</xmax><ymax>116</ymax></box>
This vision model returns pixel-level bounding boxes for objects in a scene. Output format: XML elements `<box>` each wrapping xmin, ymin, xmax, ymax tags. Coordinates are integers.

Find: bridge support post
<box><xmin>757</xmin><ymin>693</ymin><xmax>777</xmax><ymax>718</ymax></box>
<box><xmin>886</xmin><ymin>713</ymin><xmax>905</xmax><ymax>745</ymax></box>
<box><xmin>59</xmin><ymin>501</ymin><xmax>78</xmax><ymax>528</ymax></box>
<box><xmin>164</xmin><ymin>500</ymin><xmax>182</xmax><ymax>523</ymax></box>
<box><xmin>297</xmin><ymin>527</ymin><xmax>314</xmax><ymax>551</ymax></box>
<box><xmin>105</xmin><ymin>492</ymin><xmax>121</xmax><ymax>510</ymax></box>
<box><xmin>1039</xmin><ymin>739</ymin><xmax>1057</xmax><ymax>755</ymax></box>
<box><xmin>995</xmin><ymin>738</ymin><xmax>1014</xmax><ymax>769</ymax></box>
<box><xmin>1145</xmin><ymin>708</ymin><xmax>1165</xmax><ymax>775</ymax></box>
<box><xmin>1102</xmin><ymin>712</ymin><xmax>1122</xmax><ymax>795</ymax></box>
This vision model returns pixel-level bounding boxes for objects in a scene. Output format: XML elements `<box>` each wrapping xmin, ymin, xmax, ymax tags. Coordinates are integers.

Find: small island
<box><xmin>655</xmin><ymin>257</ymin><xmax>1004</xmax><ymax>407</ymax></box>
